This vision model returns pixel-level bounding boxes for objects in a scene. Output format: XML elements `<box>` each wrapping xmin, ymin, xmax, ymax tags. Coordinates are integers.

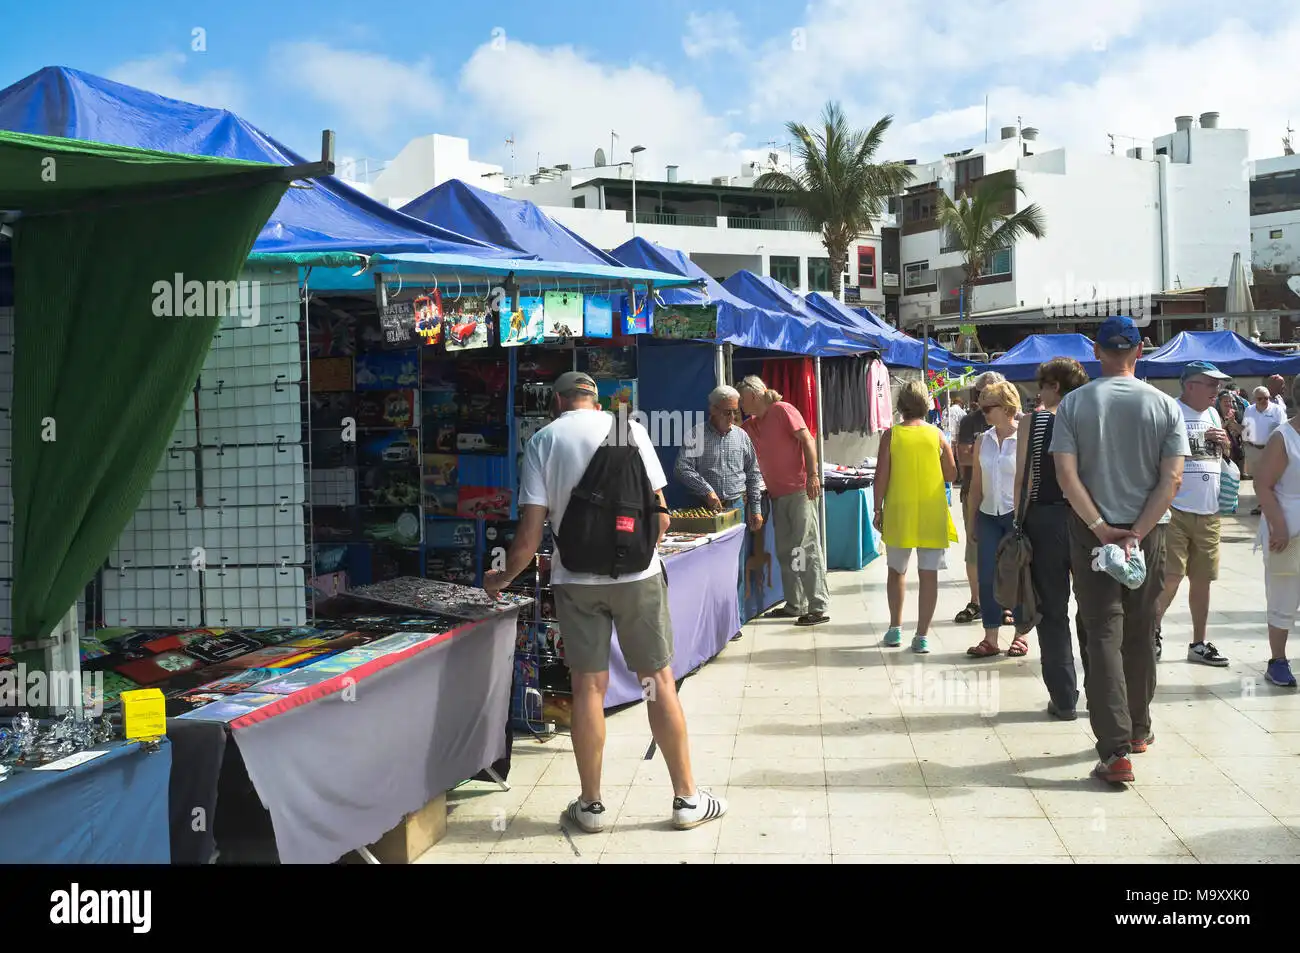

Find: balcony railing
<box><xmin>726</xmin><ymin>216</ymin><xmax>819</xmax><ymax>233</ymax></box>
<box><xmin>625</xmin><ymin>211</ymin><xmax>714</xmax><ymax>228</ymax></box>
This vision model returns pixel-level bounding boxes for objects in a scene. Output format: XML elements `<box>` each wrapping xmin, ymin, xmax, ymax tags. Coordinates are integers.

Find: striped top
<box><xmin>1028</xmin><ymin>410</ymin><xmax>1065</xmax><ymax>504</ymax></box>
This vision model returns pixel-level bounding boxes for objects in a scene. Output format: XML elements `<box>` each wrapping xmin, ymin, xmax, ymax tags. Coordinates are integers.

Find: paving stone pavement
<box><xmin>428</xmin><ymin>501</ymin><xmax>1300</xmax><ymax>864</ymax></box>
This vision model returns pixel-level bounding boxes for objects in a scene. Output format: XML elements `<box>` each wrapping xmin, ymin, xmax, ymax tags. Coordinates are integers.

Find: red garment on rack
<box><xmin>761</xmin><ymin>358</ymin><xmax>818</xmax><ymax>437</ymax></box>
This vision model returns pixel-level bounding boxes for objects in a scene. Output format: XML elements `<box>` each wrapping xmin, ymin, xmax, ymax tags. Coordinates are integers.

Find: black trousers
<box><xmin>1023</xmin><ymin>503</ymin><xmax>1087</xmax><ymax>711</ymax></box>
<box><xmin>1068</xmin><ymin>512</ymin><xmax>1165</xmax><ymax>760</ymax></box>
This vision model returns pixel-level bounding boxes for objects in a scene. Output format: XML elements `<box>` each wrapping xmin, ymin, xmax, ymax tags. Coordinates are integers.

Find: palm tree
<box><xmin>756</xmin><ymin>102</ymin><xmax>914</xmax><ymax>299</ymax></box>
<box><xmin>937</xmin><ymin>173</ymin><xmax>1046</xmax><ymax>347</ymax></box>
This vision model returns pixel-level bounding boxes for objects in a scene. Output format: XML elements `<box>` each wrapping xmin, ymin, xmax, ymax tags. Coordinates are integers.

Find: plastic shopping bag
<box><xmin>1090</xmin><ymin>543</ymin><xmax>1148</xmax><ymax>590</ymax></box>
<box><xmin>1219</xmin><ymin>459</ymin><xmax>1240</xmax><ymax>515</ymax></box>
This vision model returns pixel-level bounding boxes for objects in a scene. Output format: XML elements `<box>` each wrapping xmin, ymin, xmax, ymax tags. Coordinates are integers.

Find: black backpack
<box><xmin>555</xmin><ymin>411</ymin><xmax>659</xmax><ymax>578</ymax></box>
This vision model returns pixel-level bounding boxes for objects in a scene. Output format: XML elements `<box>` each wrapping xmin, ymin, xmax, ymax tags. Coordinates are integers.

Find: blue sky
<box><xmin>4</xmin><ymin>0</ymin><xmax>1296</xmax><ymax>179</ymax></box>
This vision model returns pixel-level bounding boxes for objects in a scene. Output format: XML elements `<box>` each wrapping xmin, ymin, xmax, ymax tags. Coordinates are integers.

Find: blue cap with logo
<box><xmin>1095</xmin><ymin>315</ymin><xmax>1142</xmax><ymax>350</ymax></box>
<box><xmin>1179</xmin><ymin>360</ymin><xmax>1231</xmax><ymax>383</ymax></box>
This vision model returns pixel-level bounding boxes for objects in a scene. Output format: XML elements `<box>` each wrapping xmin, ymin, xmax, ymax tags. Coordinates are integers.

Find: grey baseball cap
<box><xmin>553</xmin><ymin>370</ymin><xmax>598</xmax><ymax>396</ymax></box>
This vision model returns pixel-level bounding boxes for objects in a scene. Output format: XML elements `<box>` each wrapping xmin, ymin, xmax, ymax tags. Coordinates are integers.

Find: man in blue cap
<box><xmin>1153</xmin><ymin>360</ymin><xmax>1233</xmax><ymax>667</ymax></box>
<box><xmin>1051</xmin><ymin>316</ymin><xmax>1190</xmax><ymax>784</ymax></box>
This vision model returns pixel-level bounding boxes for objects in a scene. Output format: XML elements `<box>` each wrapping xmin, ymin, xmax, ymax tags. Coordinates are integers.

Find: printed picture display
<box><xmin>622</xmin><ymin>293</ymin><xmax>650</xmax><ymax>335</ymax></box>
<box><xmin>444</xmin><ymin>298</ymin><xmax>493</xmax><ymax>352</ymax></box>
<box><xmin>369</xmin><ymin>544</ymin><xmax>423</xmax><ymax>582</ymax></box>
<box><xmin>413</xmin><ymin>291</ymin><xmax>443</xmax><ymax>346</ymax></box>
<box><xmin>426</xmin><ymin>518</ymin><xmax>477</xmax><ymax>548</ymax></box>
<box><xmin>177</xmin><ymin>692</ymin><xmax>282</xmax><ymax>723</ymax></box>
<box><xmin>583</xmin><ymin>295</ymin><xmax>614</xmax><ymax>338</ymax></box>
<box><xmin>356</xmin><ymin>390</ymin><xmax>418</xmax><ymax>429</ymax></box>
<box><xmin>598</xmin><ymin>379</ymin><xmax>637</xmax><ymax>415</ymax></box>
<box><xmin>308</xmin><ymin>310</ymin><xmax>357</xmax><ymax>357</ymax></box>
<box><xmin>310</xmin><ymin>356</ymin><xmax>354</xmax><ymax>393</ymax></box>
<box><xmin>457</xmin><ymin>486</ymin><xmax>512</xmax><ymax>521</ymax></box>
<box><xmin>360</xmin><ymin>467</ymin><xmax>421</xmax><ymax>507</ymax></box>
<box><xmin>310</xmin><ymin>392</ymin><xmax>355</xmax><ymax>430</ymax></box>
<box><xmin>355</xmin><ymin>351</ymin><xmax>419</xmax><ymax>390</ymax></box>
<box><xmin>360</xmin><ymin>506</ymin><xmax>422</xmax><ymax>546</ymax></box>
<box><xmin>516</xmin><ymin>346</ymin><xmax>572</xmax><ymax>383</ymax></box>
<box><xmin>311</xmin><ymin>430</ymin><xmax>356</xmax><ymax>469</ymax></box>
<box><xmin>652</xmin><ymin>303</ymin><xmax>718</xmax><ymax>340</ymax></box>
<box><xmin>380</xmin><ymin>300</ymin><xmax>416</xmax><ymax>347</ymax></box>
<box><xmin>423</xmin><ymin>453</ymin><xmax>458</xmax><ymax>486</ymax></box>
<box><xmin>358</xmin><ymin>430</ymin><xmax>419</xmax><ymax>466</ymax></box>
<box><xmin>580</xmin><ymin>346</ymin><xmax>637</xmax><ymax>380</ymax></box>
<box><xmin>426</xmin><ymin>547</ymin><xmax>476</xmax><ymax>585</ymax></box>
<box><xmin>501</xmin><ymin>296</ymin><xmax>545</xmax><ymax>346</ymax></box>
<box><xmin>543</xmin><ymin>291</ymin><xmax>584</xmax><ymax>338</ymax></box>
<box><xmin>422</xmin><ymin>386</ymin><xmax>458</xmax><ymax>419</ymax></box>
<box><xmin>311</xmin><ymin>506</ymin><xmax>358</xmax><ymax>542</ymax></box>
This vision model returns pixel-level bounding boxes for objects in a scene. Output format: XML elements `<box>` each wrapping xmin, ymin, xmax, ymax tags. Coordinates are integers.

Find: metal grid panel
<box><xmin>0</xmin><ymin>306</ymin><xmax>11</xmax><ymax>634</ymax></box>
<box><xmin>102</xmin><ymin>567</ymin><xmax>201</xmax><ymax>628</ymax></box>
<box><xmin>102</xmin><ymin>268</ymin><xmax>311</xmax><ymax>629</ymax></box>
<box><xmin>311</xmin><ymin>466</ymin><xmax>356</xmax><ymax>507</ymax></box>
<box><xmin>201</xmin><ymin>445</ymin><xmax>305</xmax><ymax>508</ymax></box>
<box><xmin>205</xmin><ymin>566</ymin><xmax>307</xmax><ymax>627</ymax></box>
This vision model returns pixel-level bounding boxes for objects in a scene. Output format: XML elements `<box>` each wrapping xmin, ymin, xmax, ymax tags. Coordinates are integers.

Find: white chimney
<box><xmin>1200</xmin><ymin>111</ymin><xmax>1219</xmax><ymax>129</ymax></box>
<box><xmin>1000</xmin><ymin>126</ymin><xmax>1017</xmax><ymax>140</ymax></box>
<box><xmin>1175</xmin><ymin>115</ymin><xmax>1194</xmax><ymax>132</ymax></box>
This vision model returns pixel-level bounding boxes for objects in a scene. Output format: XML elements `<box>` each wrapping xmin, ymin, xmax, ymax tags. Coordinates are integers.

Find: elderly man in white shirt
<box><xmin>1246</xmin><ymin>385</ymin><xmax>1289</xmax><ymax>514</ymax></box>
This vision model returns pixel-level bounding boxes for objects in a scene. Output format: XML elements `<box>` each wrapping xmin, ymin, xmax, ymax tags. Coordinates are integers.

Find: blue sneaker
<box><xmin>883</xmin><ymin>627</ymin><xmax>903</xmax><ymax>648</ymax></box>
<box><xmin>1266</xmin><ymin>658</ymin><xmax>1297</xmax><ymax>688</ymax></box>
<box><xmin>911</xmin><ymin>635</ymin><xmax>930</xmax><ymax>654</ymax></box>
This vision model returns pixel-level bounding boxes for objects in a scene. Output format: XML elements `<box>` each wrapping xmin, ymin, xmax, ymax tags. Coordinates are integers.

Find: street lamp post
<box><xmin>631</xmin><ymin>144</ymin><xmax>646</xmax><ymax>237</ymax></box>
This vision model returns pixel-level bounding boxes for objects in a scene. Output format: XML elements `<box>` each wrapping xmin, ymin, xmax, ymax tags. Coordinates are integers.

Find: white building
<box><xmin>338</xmin><ymin>134</ymin><xmax>506</xmax><ymax>203</ymax></box>
<box><xmin>336</xmin><ymin>135</ymin><xmax>887</xmax><ymax>309</ymax></box>
<box><xmin>1251</xmin><ymin>152</ymin><xmax>1300</xmax><ymax>276</ymax></box>
<box><xmin>898</xmin><ymin>113</ymin><xmax>1251</xmax><ymax>341</ymax></box>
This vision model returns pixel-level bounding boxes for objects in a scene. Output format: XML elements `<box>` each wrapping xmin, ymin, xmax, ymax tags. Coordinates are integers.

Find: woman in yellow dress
<box><xmin>873</xmin><ymin>380</ymin><xmax>960</xmax><ymax>653</ymax></box>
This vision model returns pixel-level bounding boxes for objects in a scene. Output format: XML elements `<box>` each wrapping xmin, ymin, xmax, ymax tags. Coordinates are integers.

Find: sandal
<box><xmin>1007</xmin><ymin>636</ymin><xmax>1029</xmax><ymax>658</ymax></box>
<box><xmin>955</xmin><ymin>602</ymin><xmax>981</xmax><ymax>624</ymax></box>
<box><xmin>966</xmin><ymin>639</ymin><xmax>1001</xmax><ymax>658</ymax></box>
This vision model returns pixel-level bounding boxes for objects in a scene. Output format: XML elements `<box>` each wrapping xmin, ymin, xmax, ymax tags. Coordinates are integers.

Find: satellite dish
<box><xmin>594</xmin><ymin>148</ymin><xmax>607</xmax><ymax>167</ymax></box>
<box><xmin>1288</xmin><ymin>275</ymin><xmax>1300</xmax><ymax>299</ymax></box>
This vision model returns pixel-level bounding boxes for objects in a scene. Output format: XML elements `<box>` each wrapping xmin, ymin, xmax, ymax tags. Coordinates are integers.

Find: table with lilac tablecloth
<box><xmin>604</xmin><ymin>525</ymin><xmax>746</xmax><ymax>708</ymax></box>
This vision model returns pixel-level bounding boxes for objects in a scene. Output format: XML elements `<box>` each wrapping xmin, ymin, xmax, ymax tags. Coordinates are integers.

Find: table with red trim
<box><xmin>180</xmin><ymin>610</ymin><xmax>518</xmax><ymax>865</ymax></box>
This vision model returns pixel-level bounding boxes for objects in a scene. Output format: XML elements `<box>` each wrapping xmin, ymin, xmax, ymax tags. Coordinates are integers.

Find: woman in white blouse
<box><xmin>965</xmin><ymin>381</ymin><xmax>1025</xmax><ymax>658</ymax></box>
<box><xmin>1245</xmin><ymin>385</ymin><xmax>1288</xmax><ymax>514</ymax></box>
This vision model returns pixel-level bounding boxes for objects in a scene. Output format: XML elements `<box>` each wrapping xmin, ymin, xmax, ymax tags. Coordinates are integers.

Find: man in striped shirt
<box><xmin>675</xmin><ymin>385</ymin><xmax>764</xmax><ymax>531</ymax></box>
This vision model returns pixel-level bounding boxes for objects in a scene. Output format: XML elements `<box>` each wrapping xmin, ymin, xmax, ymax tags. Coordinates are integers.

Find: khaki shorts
<box><xmin>1166</xmin><ymin>508</ymin><xmax>1221</xmax><ymax>581</ymax></box>
<box><xmin>553</xmin><ymin>569</ymin><xmax>674</xmax><ymax>675</ymax></box>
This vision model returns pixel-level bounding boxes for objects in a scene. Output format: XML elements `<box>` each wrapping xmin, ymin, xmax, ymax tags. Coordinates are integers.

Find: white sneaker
<box><xmin>671</xmin><ymin>788</ymin><xmax>728</xmax><ymax>830</ymax></box>
<box><xmin>564</xmin><ymin>798</ymin><xmax>609</xmax><ymax>833</ymax></box>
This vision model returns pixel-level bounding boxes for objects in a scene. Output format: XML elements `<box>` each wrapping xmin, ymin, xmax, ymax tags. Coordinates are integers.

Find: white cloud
<box><xmin>267</xmin><ymin>42</ymin><xmax>443</xmax><ymax>139</ymax></box>
<box><xmin>745</xmin><ymin>0</ymin><xmax>1300</xmax><ymax>164</ymax></box>
<box><xmin>458</xmin><ymin>40</ymin><xmax>749</xmax><ymax>183</ymax></box>
<box><xmin>107</xmin><ymin>53</ymin><xmax>244</xmax><ymax>111</ymax></box>
<box><xmin>682</xmin><ymin>11</ymin><xmax>744</xmax><ymax>59</ymax></box>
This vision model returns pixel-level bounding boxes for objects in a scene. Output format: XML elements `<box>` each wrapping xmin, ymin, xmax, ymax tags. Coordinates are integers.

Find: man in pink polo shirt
<box><xmin>738</xmin><ymin>376</ymin><xmax>830</xmax><ymax>626</ymax></box>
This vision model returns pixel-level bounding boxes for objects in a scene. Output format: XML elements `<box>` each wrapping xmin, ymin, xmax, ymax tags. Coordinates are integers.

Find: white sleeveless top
<box><xmin>1259</xmin><ymin>422</ymin><xmax>1300</xmax><ymax>549</ymax></box>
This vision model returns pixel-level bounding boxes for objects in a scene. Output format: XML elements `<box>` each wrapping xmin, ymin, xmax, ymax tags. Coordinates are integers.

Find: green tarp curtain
<box><xmin>2</xmin><ymin>131</ymin><xmax>290</xmax><ymax>642</ymax></box>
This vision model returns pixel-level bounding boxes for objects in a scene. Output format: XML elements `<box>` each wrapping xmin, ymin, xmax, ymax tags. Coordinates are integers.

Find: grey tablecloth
<box><xmin>230</xmin><ymin>611</ymin><xmax>516</xmax><ymax>864</ymax></box>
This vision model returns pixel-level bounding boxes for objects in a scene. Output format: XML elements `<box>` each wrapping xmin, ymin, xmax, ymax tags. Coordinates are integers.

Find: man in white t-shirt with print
<box><xmin>1155</xmin><ymin>361</ymin><xmax>1233</xmax><ymax>667</ymax></box>
<box><xmin>484</xmin><ymin>371</ymin><xmax>727</xmax><ymax>835</ymax></box>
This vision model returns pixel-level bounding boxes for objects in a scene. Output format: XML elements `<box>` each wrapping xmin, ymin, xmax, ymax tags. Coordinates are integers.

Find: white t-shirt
<box><xmin>518</xmin><ymin>409</ymin><xmax>667</xmax><ymax>586</ymax></box>
<box><xmin>1171</xmin><ymin>400</ymin><xmax>1222</xmax><ymax>516</ymax></box>
<box><xmin>1245</xmin><ymin>401</ymin><xmax>1287</xmax><ymax>446</ymax></box>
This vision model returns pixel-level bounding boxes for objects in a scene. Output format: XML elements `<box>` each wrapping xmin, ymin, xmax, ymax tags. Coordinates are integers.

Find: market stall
<box><xmin>975</xmin><ymin>333</ymin><xmax>1101</xmax><ymax>380</ymax></box>
<box><xmin>1137</xmin><ymin>329</ymin><xmax>1300</xmax><ymax>377</ymax></box>
<box><xmin>0</xmin><ymin>737</ymin><xmax>173</xmax><ymax>863</ymax></box>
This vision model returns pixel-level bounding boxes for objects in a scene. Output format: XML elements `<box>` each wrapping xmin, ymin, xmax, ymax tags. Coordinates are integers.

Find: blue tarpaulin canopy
<box><xmin>0</xmin><ymin>66</ymin><xmax>518</xmax><ymax>262</ymax></box>
<box><xmin>611</xmin><ymin>240</ymin><xmax>866</xmax><ymax>355</ymax></box>
<box><xmin>400</xmin><ymin>179</ymin><xmax>622</xmax><ymax>266</ymax></box>
<box><xmin>843</xmin><ymin>305</ymin><xmax>965</xmax><ymax>371</ymax></box>
<box><xmin>718</xmin><ymin>270</ymin><xmax>893</xmax><ymax>356</ymax></box>
<box><xmin>979</xmin><ymin>333</ymin><xmax>1101</xmax><ymax>381</ymax></box>
<box><xmin>1138</xmin><ymin>330</ymin><xmax>1300</xmax><ymax>378</ymax></box>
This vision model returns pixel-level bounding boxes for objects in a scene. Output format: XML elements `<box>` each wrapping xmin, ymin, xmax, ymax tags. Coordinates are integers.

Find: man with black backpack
<box><xmin>484</xmin><ymin>371</ymin><xmax>728</xmax><ymax>834</ymax></box>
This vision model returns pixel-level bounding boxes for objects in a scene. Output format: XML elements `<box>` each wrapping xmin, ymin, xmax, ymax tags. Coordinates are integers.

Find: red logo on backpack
<box><xmin>615</xmin><ymin>516</ymin><xmax>636</xmax><ymax>533</ymax></box>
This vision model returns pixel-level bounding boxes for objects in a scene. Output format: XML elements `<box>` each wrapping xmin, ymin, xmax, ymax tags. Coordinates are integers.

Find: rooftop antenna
<box><xmin>505</xmin><ymin>135</ymin><xmax>516</xmax><ymax>180</ymax></box>
<box><xmin>1285</xmin><ymin>121</ymin><xmax>1295</xmax><ymax>156</ymax></box>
